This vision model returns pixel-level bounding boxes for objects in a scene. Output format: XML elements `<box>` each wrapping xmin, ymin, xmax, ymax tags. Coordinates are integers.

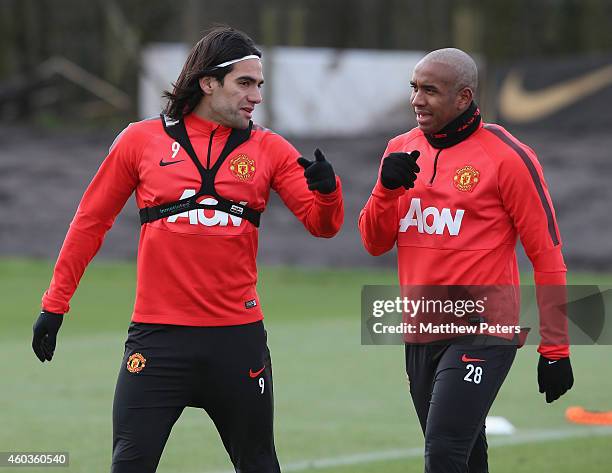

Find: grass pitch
<box><xmin>1</xmin><ymin>259</ymin><xmax>612</xmax><ymax>472</ymax></box>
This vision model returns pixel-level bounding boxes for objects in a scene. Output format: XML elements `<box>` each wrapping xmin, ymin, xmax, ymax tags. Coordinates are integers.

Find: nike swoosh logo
<box><xmin>249</xmin><ymin>366</ymin><xmax>265</xmax><ymax>378</ymax></box>
<box><xmin>159</xmin><ymin>159</ymin><xmax>185</xmax><ymax>167</ymax></box>
<box><xmin>461</xmin><ymin>354</ymin><xmax>485</xmax><ymax>363</ymax></box>
<box><xmin>547</xmin><ymin>360</ymin><xmax>559</xmax><ymax>365</ymax></box>
<box><xmin>499</xmin><ymin>64</ymin><xmax>612</xmax><ymax>123</ymax></box>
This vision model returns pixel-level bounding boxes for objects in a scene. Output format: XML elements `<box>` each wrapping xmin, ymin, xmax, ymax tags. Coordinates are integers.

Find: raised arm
<box><xmin>359</xmin><ymin>148</ymin><xmax>420</xmax><ymax>256</ymax></box>
<box><xmin>270</xmin><ymin>134</ymin><xmax>343</xmax><ymax>238</ymax></box>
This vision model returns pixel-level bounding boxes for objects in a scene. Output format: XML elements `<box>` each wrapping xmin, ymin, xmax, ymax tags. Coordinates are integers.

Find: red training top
<box><xmin>359</xmin><ymin>122</ymin><xmax>568</xmax><ymax>358</ymax></box>
<box><xmin>42</xmin><ymin>113</ymin><xmax>344</xmax><ymax>326</ymax></box>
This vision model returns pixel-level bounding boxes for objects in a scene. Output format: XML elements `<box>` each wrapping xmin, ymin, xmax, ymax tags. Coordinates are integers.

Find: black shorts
<box><xmin>111</xmin><ymin>321</ymin><xmax>279</xmax><ymax>473</ymax></box>
<box><xmin>405</xmin><ymin>341</ymin><xmax>516</xmax><ymax>473</ymax></box>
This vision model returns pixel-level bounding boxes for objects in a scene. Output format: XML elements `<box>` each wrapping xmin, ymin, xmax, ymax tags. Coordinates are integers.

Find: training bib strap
<box><xmin>139</xmin><ymin>193</ymin><xmax>261</xmax><ymax>226</ymax></box>
<box><xmin>138</xmin><ymin>115</ymin><xmax>262</xmax><ymax>227</ymax></box>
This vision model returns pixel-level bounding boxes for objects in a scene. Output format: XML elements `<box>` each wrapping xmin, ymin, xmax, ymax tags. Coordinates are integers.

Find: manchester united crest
<box><xmin>453</xmin><ymin>165</ymin><xmax>480</xmax><ymax>192</ymax></box>
<box><xmin>126</xmin><ymin>353</ymin><xmax>146</xmax><ymax>373</ymax></box>
<box><xmin>229</xmin><ymin>154</ymin><xmax>255</xmax><ymax>182</ymax></box>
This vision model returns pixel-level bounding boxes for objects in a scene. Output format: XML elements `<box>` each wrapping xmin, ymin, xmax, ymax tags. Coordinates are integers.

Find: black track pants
<box><xmin>111</xmin><ymin>321</ymin><xmax>280</xmax><ymax>473</ymax></box>
<box><xmin>405</xmin><ymin>343</ymin><xmax>517</xmax><ymax>473</ymax></box>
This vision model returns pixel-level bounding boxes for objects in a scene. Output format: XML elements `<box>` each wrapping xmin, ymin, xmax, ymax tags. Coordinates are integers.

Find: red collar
<box><xmin>184</xmin><ymin>113</ymin><xmax>231</xmax><ymax>136</ymax></box>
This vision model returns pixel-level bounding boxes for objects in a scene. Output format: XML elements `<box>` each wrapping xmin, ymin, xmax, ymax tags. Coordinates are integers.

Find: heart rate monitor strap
<box><xmin>138</xmin><ymin>115</ymin><xmax>261</xmax><ymax>227</ymax></box>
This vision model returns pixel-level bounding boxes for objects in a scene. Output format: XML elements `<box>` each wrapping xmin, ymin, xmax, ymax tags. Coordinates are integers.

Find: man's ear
<box><xmin>457</xmin><ymin>87</ymin><xmax>473</xmax><ymax>109</ymax></box>
<box><xmin>199</xmin><ymin>76</ymin><xmax>216</xmax><ymax>96</ymax></box>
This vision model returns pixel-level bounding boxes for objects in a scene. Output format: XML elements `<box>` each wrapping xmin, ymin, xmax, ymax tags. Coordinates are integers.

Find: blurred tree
<box><xmin>287</xmin><ymin>1</ymin><xmax>307</xmax><ymax>47</ymax></box>
<box><xmin>182</xmin><ymin>0</ymin><xmax>204</xmax><ymax>45</ymax></box>
<box><xmin>453</xmin><ymin>3</ymin><xmax>482</xmax><ymax>53</ymax></box>
<box><xmin>2</xmin><ymin>0</ymin><xmax>612</xmax><ymax>124</ymax></box>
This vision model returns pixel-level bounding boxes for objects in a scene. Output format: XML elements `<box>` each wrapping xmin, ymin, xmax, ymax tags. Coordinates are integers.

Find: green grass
<box><xmin>1</xmin><ymin>259</ymin><xmax>612</xmax><ymax>472</ymax></box>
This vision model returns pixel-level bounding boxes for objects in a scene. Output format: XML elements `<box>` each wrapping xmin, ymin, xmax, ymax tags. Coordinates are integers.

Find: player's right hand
<box><xmin>32</xmin><ymin>311</ymin><xmax>64</xmax><ymax>362</ymax></box>
<box><xmin>380</xmin><ymin>151</ymin><xmax>420</xmax><ymax>190</ymax></box>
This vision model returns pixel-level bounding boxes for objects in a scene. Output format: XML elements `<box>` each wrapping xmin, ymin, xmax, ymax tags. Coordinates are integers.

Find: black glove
<box><xmin>380</xmin><ymin>151</ymin><xmax>420</xmax><ymax>190</ymax></box>
<box><xmin>537</xmin><ymin>355</ymin><xmax>574</xmax><ymax>403</ymax></box>
<box><xmin>32</xmin><ymin>311</ymin><xmax>64</xmax><ymax>362</ymax></box>
<box><xmin>297</xmin><ymin>148</ymin><xmax>337</xmax><ymax>194</ymax></box>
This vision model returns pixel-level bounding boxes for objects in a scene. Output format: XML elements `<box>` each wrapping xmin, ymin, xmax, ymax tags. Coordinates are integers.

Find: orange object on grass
<box><xmin>566</xmin><ymin>406</ymin><xmax>612</xmax><ymax>425</ymax></box>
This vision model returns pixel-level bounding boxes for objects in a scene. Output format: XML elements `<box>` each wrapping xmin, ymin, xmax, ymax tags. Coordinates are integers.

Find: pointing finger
<box><xmin>314</xmin><ymin>148</ymin><xmax>326</xmax><ymax>162</ymax></box>
<box><xmin>297</xmin><ymin>157</ymin><xmax>312</xmax><ymax>169</ymax></box>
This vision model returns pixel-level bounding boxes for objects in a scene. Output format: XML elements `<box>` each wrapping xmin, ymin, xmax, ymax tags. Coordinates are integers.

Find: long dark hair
<box><xmin>163</xmin><ymin>26</ymin><xmax>261</xmax><ymax>120</ymax></box>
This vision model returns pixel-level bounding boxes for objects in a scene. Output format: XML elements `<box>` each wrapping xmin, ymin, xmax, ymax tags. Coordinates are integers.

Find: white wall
<box><xmin>139</xmin><ymin>42</ymin><xmax>190</xmax><ymax>121</ymax></box>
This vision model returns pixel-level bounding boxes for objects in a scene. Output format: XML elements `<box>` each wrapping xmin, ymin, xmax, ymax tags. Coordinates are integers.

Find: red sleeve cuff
<box><xmin>314</xmin><ymin>176</ymin><xmax>343</xmax><ymax>203</ymax></box>
<box><xmin>42</xmin><ymin>290</ymin><xmax>70</xmax><ymax>314</ymax></box>
<box><xmin>538</xmin><ymin>344</ymin><xmax>570</xmax><ymax>359</ymax></box>
<box><xmin>372</xmin><ymin>179</ymin><xmax>405</xmax><ymax>200</ymax></box>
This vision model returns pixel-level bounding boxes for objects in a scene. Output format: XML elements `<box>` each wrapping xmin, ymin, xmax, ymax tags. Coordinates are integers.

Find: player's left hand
<box><xmin>537</xmin><ymin>355</ymin><xmax>574</xmax><ymax>403</ymax></box>
<box><xmin>297</xmin><ymin>149</ymin><xmax>337</xmax><ymax>194</ymax></box>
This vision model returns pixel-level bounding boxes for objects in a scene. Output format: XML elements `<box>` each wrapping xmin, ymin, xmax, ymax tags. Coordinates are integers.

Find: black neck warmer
<box><xmin>425</xmin><ymin>101</ymin><xmax>481</xmax><ymax>149</ymax></box>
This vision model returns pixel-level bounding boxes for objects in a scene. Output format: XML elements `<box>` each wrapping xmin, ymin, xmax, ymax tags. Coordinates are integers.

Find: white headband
<box><xmin>213</xmin><ymin>54</ymin><xmax>260</xmax><ymax>69</ymax></box>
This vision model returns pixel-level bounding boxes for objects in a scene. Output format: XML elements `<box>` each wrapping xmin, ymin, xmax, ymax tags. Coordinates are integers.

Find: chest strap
<box><xmin>138</xmin><ymin>115</ymin><xmax>261</xmax><ymax>227</ymax></box>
